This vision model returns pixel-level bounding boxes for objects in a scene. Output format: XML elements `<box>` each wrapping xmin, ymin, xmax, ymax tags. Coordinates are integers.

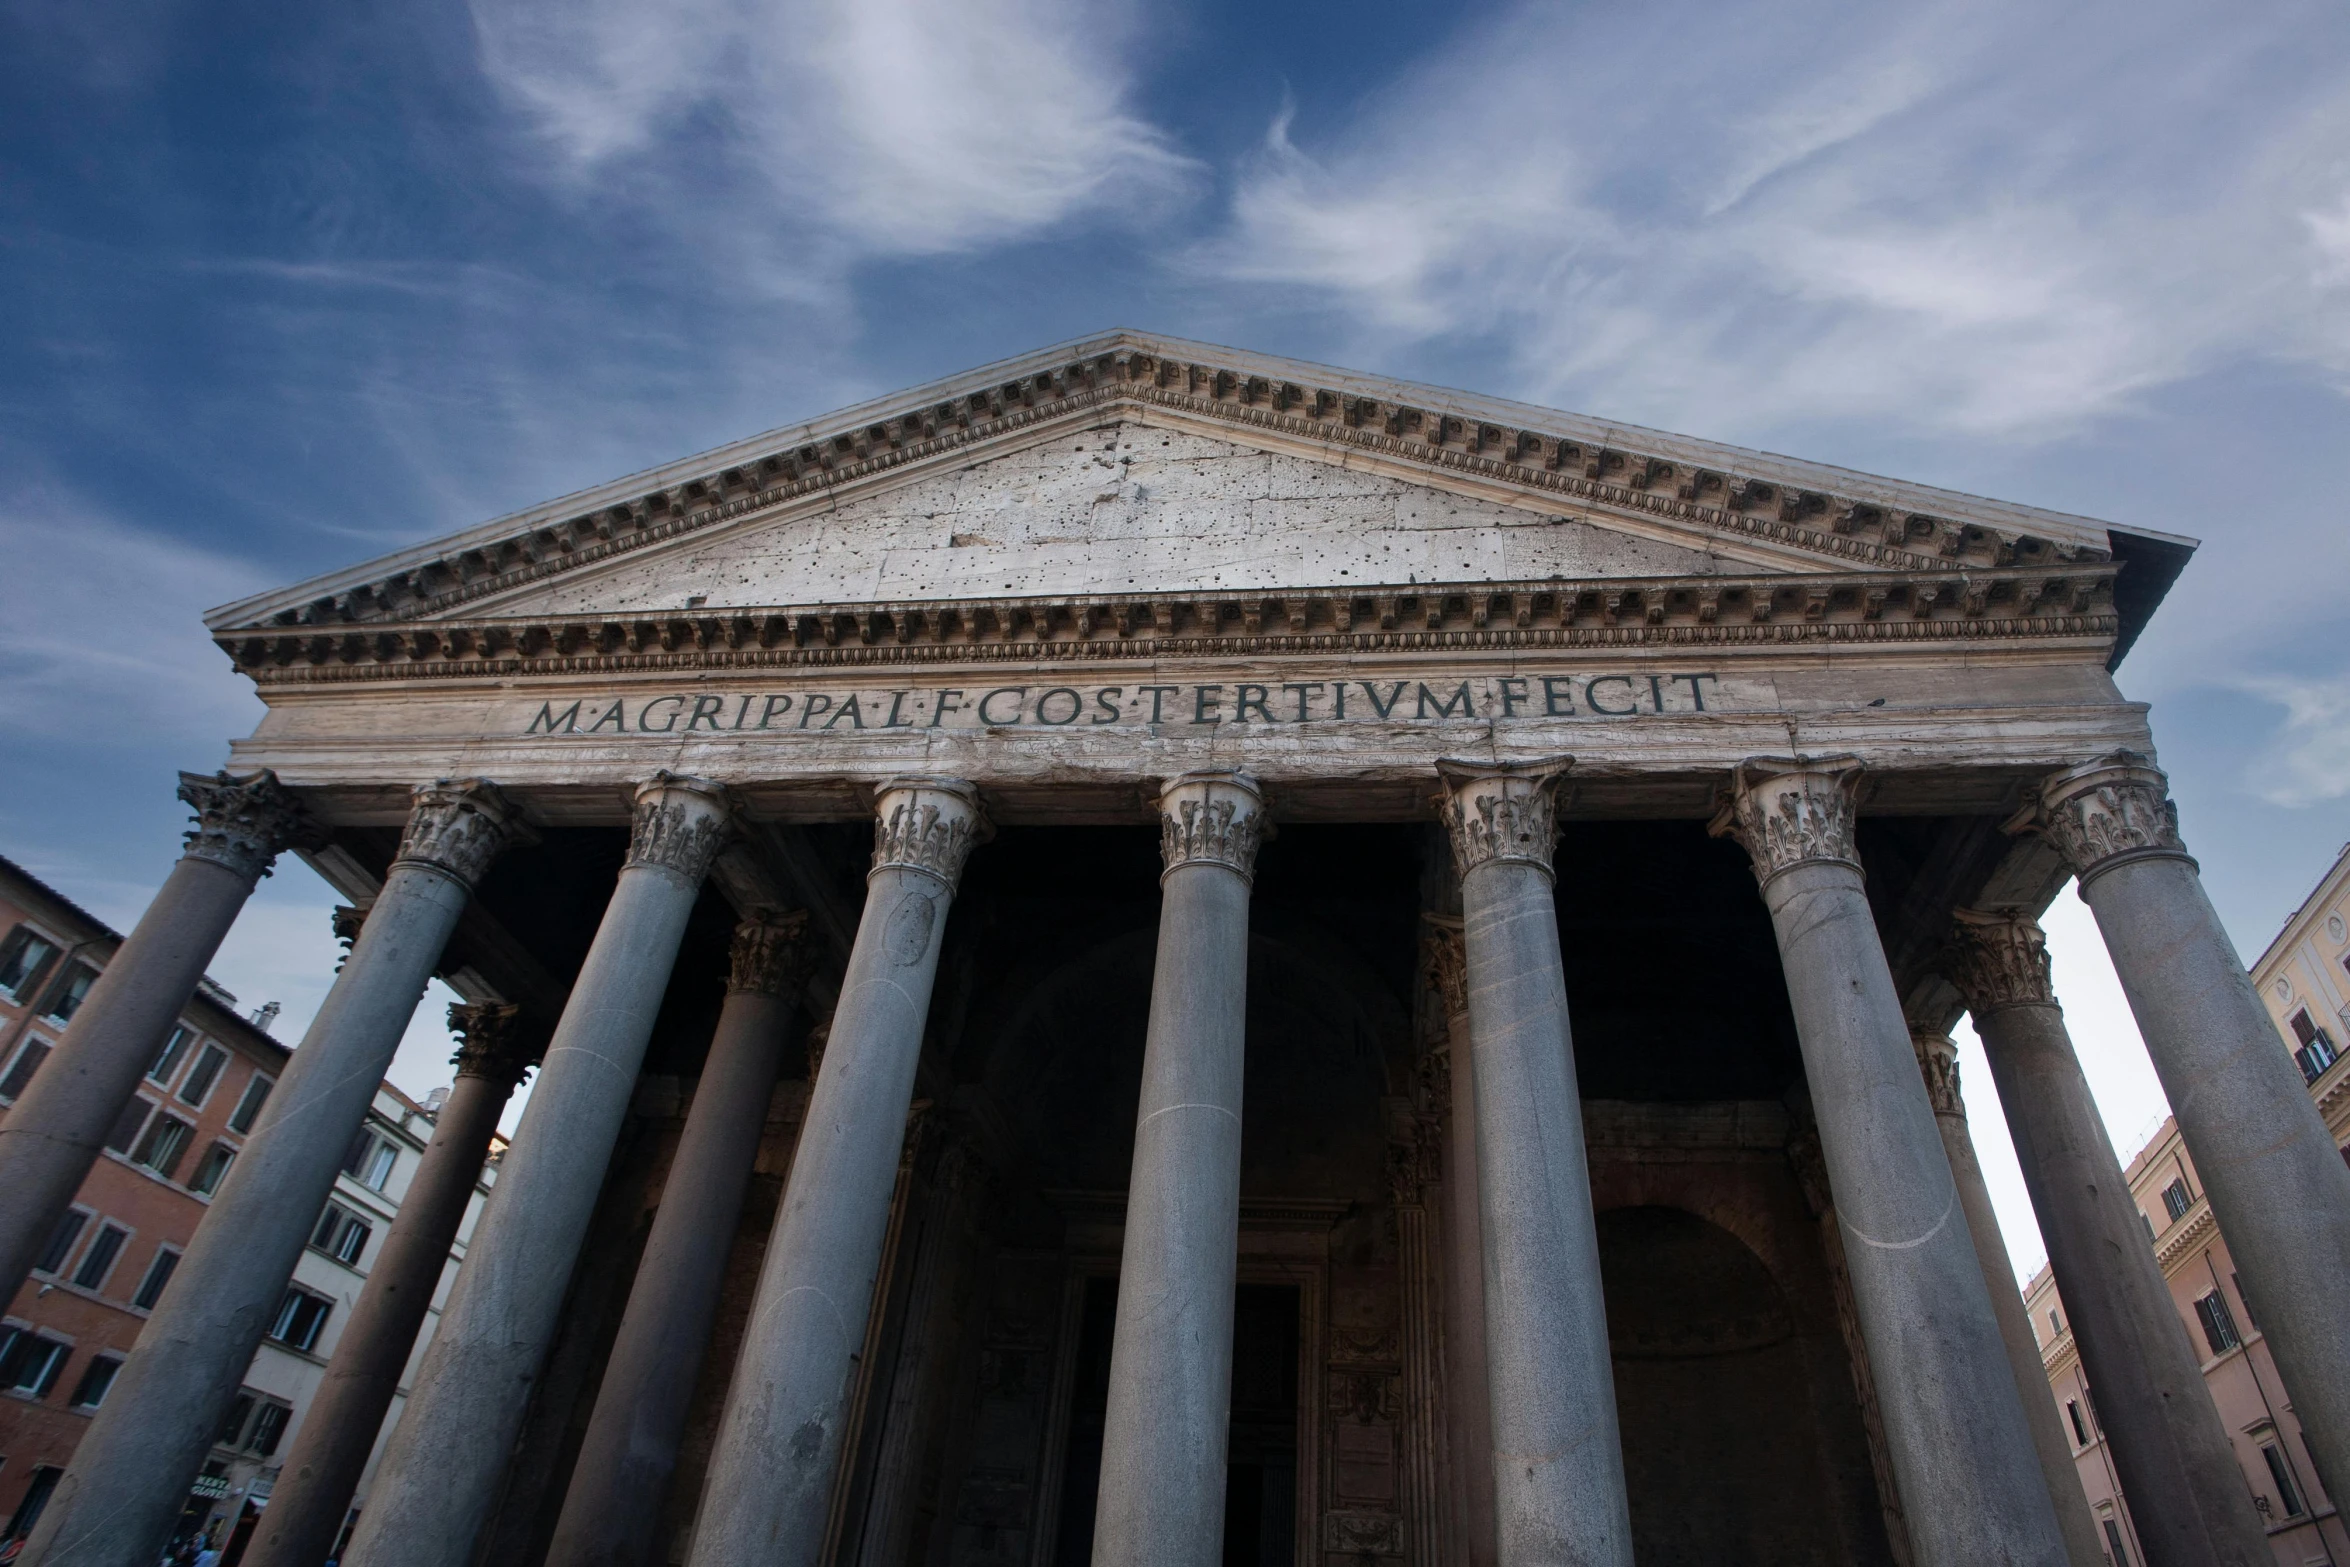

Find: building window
<box><xmin>132</xmin><ymin>1247</ymin><xmax>179</xmax><ymax>1310</ymax></box>
<box><xmin>2101</xmin><ymin>1518</ymin><xmax>2130</xmax><ymax>1566</ymax></box>
<box><xmin>5</xmin><ymin>1464</ymin><xmax>62</xmax><ymax>1542</ymax></box>
<box><xmin>2160</xmin><ymin>1179</ymin><xmax>2191</xmax><ymax>1222</ymax></box>
<box><xmin>175</xmin><ymin>1041</ymin><xmax>229</xmax><ymax>1108</ymax></box>
<box><xmin>216</xmin><ymin>1390</ymin><xmax>294</xmax><ymax>1455</ymax></box>
<box><xmin>269</xmin><ymin>1287</ymin><xmax>332</xmax><ymax>1352</ymax></box>
<box><xmin>147</xmin><ymin>1025</ymin><xmax>194</xmax><ymax>1086</ymax></box>
<box><xmin>188</xmin><ymin>1141</ymin><xmax>237</xmax><ymax>1196</ymax></box>
<box><xmin>2140</xmin><ymin>1211</ymin><xmax>2156</xmax><ymax>1244</ymax></box>
<box><xmin>2067</xmin><ymin>1399</ymin><xmax>2090</xmax><ymax>1446</ymax></box>
<box><xmin>311</xmin><ymin>1202</ymin><xmax>372</xmax><ymax>1266</ymax></box>
<box><xmin>0</xmin><ymin>1328</ymin><xmax>71</xmax><ymax>1399</ymax></box>
<box><xmin>2290</xmin><ymin>1010</ymin><xmax>2339</xmax><ymax>1083</ymax></box>
<box><xmin>34</xmin><ymin>1209</ymin><xmax>88</xmax><ymax>1275</ymax></box>
<box><xmin>2194</xmin><ymin>1290</ymin><xmax>2242</xmax><ymax>1355</ymax></box>
<box><xmin>228</xmin><ymin>1072</ymin><xmax>273</xmax><ymax>1134</ymax></box>
<box><xmin>0</xmin><ymin>1037</ymin><xmax>51</xmax><ymax>1100</ymax></box>
<box><xmin>2259</xmin><ymin>1441</ymin><xmax>2305</xmax><ymax>1516</ymax></box>
<box><xmin>38</xmin><ymin>963</ymin><xmax>98</xmax><ymax>1026</ymax></box>
<box><xmin>342</xmin><ymin>1129</ymin><xmax>396</xmax><ymax>1191</ymax></box>
<box><xmin>102</xmin><ymin>1094</ymin><xmax>152</xmax><ymax>1154</ymax></box>
<box><xmin>71</xmin><ymin>1222</ymin><xmax>128</xmax><ymax>1291</ymax></box>
<box><xmin>2232</xmin><ymin>1273</ymin><xmax>2257</xmax><ymax>1331</ymax></box>
<box><xmin>0</xmin><ymin>926</ymin><xmax>61</xmax><ymax>1003</ymax></box>
<box><xmin>130</xmin><ymin>1111</ymin><xmax>194</xmax><ymax>1181</ymax></box>
<box><xmin>69</xmin><ymin>1354</ymin><xmax>121</xmax><ymax>1410</ymax></box>
<box><xmin>2048</xmin><ymin>1308</ymin><xmax>2063</xmax><ymax>1337</ymax></box>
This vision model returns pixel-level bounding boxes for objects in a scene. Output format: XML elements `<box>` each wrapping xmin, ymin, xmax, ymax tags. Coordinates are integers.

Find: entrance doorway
<box><xmin>1048</xmin><ymin>1279</ymin><xmax>1301</xmax><ymax>1567</ymax></box>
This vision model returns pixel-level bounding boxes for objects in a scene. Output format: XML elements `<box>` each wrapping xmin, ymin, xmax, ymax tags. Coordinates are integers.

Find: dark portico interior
<box><xmin>311</xmin><ymin>804</ymin><xmax>2016</xmax><ymax>1566</ymax></box>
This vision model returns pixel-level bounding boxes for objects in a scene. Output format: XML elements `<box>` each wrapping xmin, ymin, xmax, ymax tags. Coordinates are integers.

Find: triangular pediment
<box><xmin>206</xmin><ymin>330</ymin><xmax>2193</xmax><ymax>674</ymax></box>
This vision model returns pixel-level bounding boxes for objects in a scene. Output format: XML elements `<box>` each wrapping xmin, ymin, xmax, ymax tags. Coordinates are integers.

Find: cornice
<box><xmin>209</xmin><ymin>336</ymin><xmax>2130</xmax><ymax>640</ymax></box>
<box><xmin>220</xmin><ymin>566</ymin><xmax>2118</xmax><ymax>685</ymax></box>
<box><xmin>2156</xmin><ymin>1199</ymin><xmax>2219</xmax><ymax>1274</ymax></box>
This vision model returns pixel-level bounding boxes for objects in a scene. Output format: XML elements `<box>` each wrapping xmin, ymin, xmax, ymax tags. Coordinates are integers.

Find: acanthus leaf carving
<box><xmin>177</xmin><ymin>768</ymin><xmax>308</xmax><ymax>882</ymax></box>
<box><xmin>727</xmin><ymin>910</ymin><xmax>813</xmax><ymax>998</ymax></box>
<box><xmin>872</xmin><ymin>777</ymin><xmax>987</xmax><ymax>887</ymax></box>
<box><xmin>626</xmin><ymin>772</ymin><xmax>733</xmax><ymax>880</ymax></box>
<box><xmin>1710</xmin><ymin>757</ymin><xmax>1864</xmax><ymax>885</ymax></box>
<box><xmin>1157</xmin><ymin>771</ymin><xmax>1265</xmax><ymax>882</ymax></box>
<box><xmin>1942</xmin><ymin>907</ymin><xmax>2056</xmax><ymax>1014</ymax></box>
<box><xmin>2022</xmin><ymin>751</ymin><xmax>2189</xmax><ymax>883</ymax></box>
<box><xmin>447</xmin><ymin>1001</ymin><xmax>542</xmax><ymax>1085</ymax></box>
<box><xmin>1908</xmin><ymin>1028</ymin><xmax>1964</xmax><ymax>1119</ymax></box>
<box><xmin>396</xmin><ymin>778</ymin><xmax>532</xmax><ymax>888</ymax></box>
<box><xmin>1437</xmin><ymin>759</ymin><xmax>1569</xmax><ymax>880</ymax></box>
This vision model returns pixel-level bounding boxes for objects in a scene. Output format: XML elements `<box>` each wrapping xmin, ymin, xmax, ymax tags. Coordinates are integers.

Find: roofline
<box><xmin>2251</xmin><ymin>840</ymin><xmax>2350</xmax><ymax>979</ymax></box>
<box><xmin>206</xmin><ymin>329</ymin><xmax>2191</xmax><ymax>632</ymax></box>
<box><xmin>0</xmin><ymin>850</ymin><xmax>291</xmax><ymax>1065</ymax></box>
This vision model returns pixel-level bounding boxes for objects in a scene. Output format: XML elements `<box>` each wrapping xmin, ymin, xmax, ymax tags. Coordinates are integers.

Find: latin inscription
<box><xmin>518</xmin><ymin>672</ymin><xmax>1724</xmax><ymax>737</ymax></box>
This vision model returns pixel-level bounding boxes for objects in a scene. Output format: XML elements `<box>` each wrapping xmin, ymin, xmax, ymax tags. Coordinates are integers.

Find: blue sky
<box><xmin>4</xmin><ymin>0</ymin><xmax>2348</xmax><ymax>1272</ymax></box>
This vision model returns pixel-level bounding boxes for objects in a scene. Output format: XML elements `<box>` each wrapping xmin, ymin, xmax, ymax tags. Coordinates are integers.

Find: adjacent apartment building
<box><xmin>2028</xmin><ymin>842</ymin><xmax>2350</xmax><ymax>1567</ymax></box>
<box><xmin>0</xmin><ymin>854</ymin><xmax>499</xmax><ymax>1559</ymax></box>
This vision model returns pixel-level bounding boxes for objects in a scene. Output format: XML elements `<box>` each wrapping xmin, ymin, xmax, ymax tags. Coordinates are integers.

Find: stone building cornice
<box><xmin>205</xmin><ymin>332</ymin><xmax>2168</xmax><ymax>646</ymax></box>
<box><xmin>218</xmin><ymin>564</ymin><xmax>2118</xmax><ymax>684</ymax></box>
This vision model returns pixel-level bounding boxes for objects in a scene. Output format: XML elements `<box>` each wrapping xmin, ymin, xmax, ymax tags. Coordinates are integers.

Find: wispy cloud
<box><xmin>469</xmin><ymin>0</ymin><xmax>1201</xmax><ymax>261</ymax></box>
<box><xmin>2240</xmin><ymin>673</ymin><xmax>2350</xmax><ymax>807</ymax></box>
<box><xmin>1199</xmin><ymin>0</ymin><xmax>2350</xmax><ymax>442</ymax></box>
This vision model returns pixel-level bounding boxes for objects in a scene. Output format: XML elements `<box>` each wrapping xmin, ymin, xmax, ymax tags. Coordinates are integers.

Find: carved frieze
<box><xmin>1437</xmin><ymin>759</ymin><xmax>1569</xmax><ymax>880</ymax></box>
<box><xmin>871</xmin><ymin>776</ymin><xmax>987</xmax><ymax>886</ymax></box>
<box><xmin>727</xmin><ymin>910</ymin><xmax>812</xmax><ymax>998</ymax></box>
<box><xmin>1908</xmin><ymin>1029</ymin><xmax>1964</xmax><ymax>1119</ymax></box>
<box><xmin>177</xmin><ymin>768</ymin><xmax>307</xmax><ymax>882</ymax></box>
<box><xmin>625</xmin><ymin>773</ymin><xmax>733</xmax><ymax>880</ymax></box>
<box><xmin>395</xmin><ymin>778</ymin><xmax>532</xmax><ymax>888</ymax></box>
<box><xmin>2024</xmin><ymin>750</ymin><xmax>2190</xmax><ymax>884</ymax></box>
<box><xmin>1156</xmin><ymin>771</ymin><xmax>1265</xmax><ymax>881</ymax></box>
<box><xmin>1710</xmin><ymin>757</ymin><xmax>1864</xmax><ymax>886</ymax></box>
<box><xmin>1943</xmin><ymin>907</ymin><xmax>2056</xmax><ymax>1015</ymax></box>
<box><xmin>448</xmin><ymin>1001</ymin><xmax>541</xmax><ymax>1085</ymax></box>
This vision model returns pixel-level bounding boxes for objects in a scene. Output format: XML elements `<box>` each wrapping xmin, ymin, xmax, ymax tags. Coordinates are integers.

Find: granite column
<box><xmin>23</xmin><ymin>780</ymin><xmax>527</xmax><ymax>1567</ymax></box>
<box><xmin>344</xmin><ymin>774</ymin><xmax>734</xmax><ymax>1567</ymax></box>
<box><xmin>1713</xmin><ymin>758</ymin><xmax>2064</xmax><ymax>1567</ymax></box>
<box><xmin>686</xmin><ymin>779</ymin><xmax>985</xmax><ymax>1567</ymax></box>
<box><xmin>547</xmin><ymin>912</ymin><xmax>813</xmax><ymax>1567</ymax></box>
<box><xmin>242</xmin><ymin>1001</ymin><xmax>541</xmax><ymax>1567</ymax></box>
<box><xmin>0</xmin><ymin>770</ymin><xmax>305</xmax><ymax>1305</ymax></box>
<box><xmin>1440</xmin><ymin>760</ymin><xmax>1632</xmax><ymax>1567</ymax></box>
<box><xmin>1948</xmin><ymin>906</ymin><xmax>2274</xmax><ymax>1567</ymax></box>
<box><xmin>2029</xmin><ymin>752</ymin><xmax>2350</xmax><ymax>1498</ymax></box>
<box><xmin>1906</xmin><ymin>1023</ymin><xmax>2108</xmax><ymax>1567</ymax></box>
<box><xmin>1090</xmin><ymin>770</ymin><xmax>1265</xmax><ymax>1567</ymax></box>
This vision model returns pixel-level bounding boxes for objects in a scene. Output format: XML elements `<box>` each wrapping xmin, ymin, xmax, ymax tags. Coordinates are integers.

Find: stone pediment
<box><xmin>205</xmin><ymin>330</ymin><xmax>2192</xmax><ymax>681</ymax></box>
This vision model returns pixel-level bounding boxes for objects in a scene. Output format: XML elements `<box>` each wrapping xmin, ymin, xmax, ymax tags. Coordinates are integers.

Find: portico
<box><xmin>16</xmin><ymin>332</ymin><xmax>2343</xmax><ymax>1567</ymax></box>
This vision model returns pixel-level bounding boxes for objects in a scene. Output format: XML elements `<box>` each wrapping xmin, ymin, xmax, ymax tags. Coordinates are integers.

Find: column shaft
<box><xmin>1429</xmin><ymin>926</ymin><xmax>1498</xmax><ymax>1567</ymax></box>
<box><xmin>23</xmin><ymin>781</ymin><xmax>521</xmax><ymax>1567</ymax></box>
<box><xmin>2037</xmin><ymin>769</ymin><xmax>2350</xmax><ymax>1502</ymax></box>
<box><xmin>1442</xmin><ymin>761</ymin><xmax>1631</xmax><ymax>1567</ymax></box>
<box><xmin>1910</xmin><ymin>1028</ymin><xmax>2109</xmax><ymax>1567</ymax></box>
<box><xmin>0</xmin><ymin>771</ymin><xmax>301</xmax><ymax>1305</ymax></box>
<box><xmin>344</xmin><ymin>775</ymin><xmax>733</xmax><ymax>1567</ymax></box>
<box><xmin>1091</xmin><ymin>771</ymin><xmax>1263</xmax><ymax>1567</ymax></box>
<box><xmin>241</xmin><ymin>1007</ymin><xmax>533</xmax><ymax>1567</ymax></box>
<box><xmin>1970</xmin><ymin>995</ymin><xmax>2272</xmax><ymax>1566</ymax></box>
<box><xmin>547</xmin><ymin>915</ymin><xmax>808</xmax><ymax>1567</ymax></box>
<box><xmin>1717</xmin><ymin>760</ymin><xmax>2064</xmax><ymax>1567</ymax></box>
<box><xmin>686</xmin><ymin>779</ymin><xmax>984</xmax><ymax>1567</ymax></box>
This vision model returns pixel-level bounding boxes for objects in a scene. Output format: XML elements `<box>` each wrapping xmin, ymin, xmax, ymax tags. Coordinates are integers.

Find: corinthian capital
<box><xmin>2022</xmin><ymin>751</ymin><xmax>2189</xmax><ymax>885</ymax></box>
<box><xmin>1422</xmin><ymin>919</ymin><xmax>1469</xmax><ymax>1022</ymax></box>
<box><xmin>396</xmin><ymin>780</ymin><xmax>532</xmax><ymax>888</ymax></box>
<box><xmin>1943</xmin><ymin>907</ymin><xmax>2056</xmax><ymax>1014</ymax></box>
<box><xmin>872</xmin><ymin>777</ymin><xmax>987</xmax><ymax>887</ymax></box>
<box><xmin>178</xmin><ymin>769</ymin><xmax>308</xmax><ymax>882</ymax></box>
<box><xmin>627</xmin><ymin>774</ymin><xmax>734</xmax><ymax>880</ymax></box>
<box><xmin>1709</xmin><ymin>758</ymin><xmax>1864</xmax><ymax>886</ymax></box>
<box><xmin>1436</xmin><ymin>759</ymin><xmax>1569</xmax><ymax>881</ymax></box>
<box><xmin>1910</xmin><ymin>1028</ymin><xmax>1964</xmax><ymax>1119</ymax></box>
<box><xmin>729</xmin><ymin>911</ymin><xmax>813</xmax><ymax>998</ymax></box>
<box><xmin>447</xmin><ymin>1001</ymin><xmax>541</xmax><ymax>1085</ymax></box>
<box><xmin>1158</xmin><ymin>771</ymin><xmax>1266</xmax><ymax>882</ymax></box>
